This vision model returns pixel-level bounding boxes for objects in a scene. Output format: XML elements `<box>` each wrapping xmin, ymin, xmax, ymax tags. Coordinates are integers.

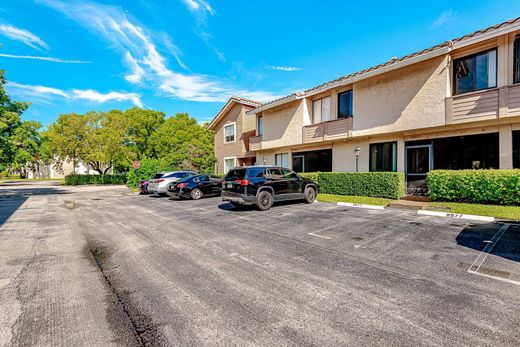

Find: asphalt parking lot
<box><xmin>1</xmin><ymin>181</ymin><xmax>520</xmax><ymax>346</ymax></box>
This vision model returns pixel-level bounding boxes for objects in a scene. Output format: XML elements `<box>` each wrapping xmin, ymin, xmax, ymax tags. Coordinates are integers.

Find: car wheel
<box><xmin>304</xmin><ymin>186</ymin><xmax>316</xmax><ymax>204</ymax></box>
<box><xmin>257</xmin><ymin>191</ymin><xmax>273</xmax><ymax>211</ymax></box>
<box><xmin>190</xmin><ymin>188</ymin><xmax>203</xmax><ymax>200</ymax></box>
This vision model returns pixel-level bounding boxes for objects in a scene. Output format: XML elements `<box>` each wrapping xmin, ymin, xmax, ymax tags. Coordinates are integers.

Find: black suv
<box><xmin>221</xmin><ymin>166</ymin><xmax>317</xmax><ymax>210</ymax></box>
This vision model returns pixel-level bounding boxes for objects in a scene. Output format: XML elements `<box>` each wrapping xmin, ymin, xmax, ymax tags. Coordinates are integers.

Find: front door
<box><xmin>405</xmin><ymin>145</ymin><xmax>433</xmax><ymax>195</ymax></box>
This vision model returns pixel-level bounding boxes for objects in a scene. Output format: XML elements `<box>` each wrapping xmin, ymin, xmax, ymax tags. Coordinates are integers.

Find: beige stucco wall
<box><xmin>352</xmin><ymin>55</ymin><xmax>449</xmax><ymax>136</ymax></box>
<box><xmin>261</xmin><ymin>100</ymin><xmax>305</xmax><ymax>149</ymax></box>
<box><xmin>213</xmin><ymin>103</ymin><xmax>254</xmax><ymax>173</ymax></box>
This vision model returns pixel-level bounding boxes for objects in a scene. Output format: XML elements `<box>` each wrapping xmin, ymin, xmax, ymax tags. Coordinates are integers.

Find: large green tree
<box><xmin>151</xmin><ymin>113</ymin><xmax>215</xmax><ymax>173</ymax></box>
<box><xmin>10</xmin><ymin>120</ymin><xmax>43</xmax><ymax>177</ymax></box>
<box><xmin>124</xmin><ymin>107</ymin><xmax>165</xmax><ymax>160</ymax></box>
<box><xmin>0</xmin><ymin>70</ymin><xmax>31</xmax><ymax>172</ymax></box>
<box><xmin>45</xmin><ymin>112</ymin><xmax>87</xmax><ymax>174</ymax></box>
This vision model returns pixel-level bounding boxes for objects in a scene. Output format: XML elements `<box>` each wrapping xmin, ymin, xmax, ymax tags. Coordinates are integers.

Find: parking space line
<box><xmin>466</xmin><ymin>223</ymin><xmax>520</xmax><ymax>285</ymax></box>
<box><xmin>308</xmin><ymin>232</ymin><xmax>331</xmax><ymax>240</ymax></box>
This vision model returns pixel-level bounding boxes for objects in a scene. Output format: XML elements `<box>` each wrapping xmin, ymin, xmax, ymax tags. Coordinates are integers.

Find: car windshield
<box><xmin>225</xmin><ymin>168</ymin><xmax>246</xmax><ymax>180</ymax></box>
<box><xmin>151</xmin><ymin>173</ymin><xmax>164</xmax><ymax>179</ymax></box>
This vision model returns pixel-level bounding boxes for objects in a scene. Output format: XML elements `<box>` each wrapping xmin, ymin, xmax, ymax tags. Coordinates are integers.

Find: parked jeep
<box><xmin>221</xmin><ymin>166</ymin><xmax>317</xmax><ymax>210</ymax></box>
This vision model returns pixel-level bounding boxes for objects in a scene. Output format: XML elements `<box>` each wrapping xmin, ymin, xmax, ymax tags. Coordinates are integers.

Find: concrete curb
<box><xmin>417</xmin><ymin>209</ymin><xmax>495</xmax><ymax>222</ymax></box>
<box><xmin>337</xmin><ymin>201</ymin><xmax>385</xmax><ymax>210</ymax></box>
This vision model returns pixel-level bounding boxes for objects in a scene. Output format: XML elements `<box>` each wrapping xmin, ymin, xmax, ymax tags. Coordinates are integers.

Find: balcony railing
<box><xmin>249</xmin><ymin>135</ymin><xmax>262</xmax><ymax>151</ymax></box>
<box><xmin>302</xmin><ymin>117</ymin><xmax>352</xmax><ymax>143</ymax></box>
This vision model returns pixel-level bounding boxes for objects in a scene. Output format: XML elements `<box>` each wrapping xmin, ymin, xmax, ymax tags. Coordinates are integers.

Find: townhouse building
<box><xmin>210</xmin><ymin>18</ymin><xmax>520</xmax><ymax>194</ymax></box>
<box><xmin>208</xmin><ymin>96</ymin><xmax>261</xmax><ymax>174</ymax></box>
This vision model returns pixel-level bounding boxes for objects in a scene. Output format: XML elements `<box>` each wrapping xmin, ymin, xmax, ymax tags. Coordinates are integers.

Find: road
<box><xmin>1</xmin><ymin>181</ymin><xmax>519</xmax><ymax>346</ymax></box>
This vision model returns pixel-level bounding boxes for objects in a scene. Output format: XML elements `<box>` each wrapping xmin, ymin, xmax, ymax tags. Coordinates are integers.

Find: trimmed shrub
<box><xmin>65</xmin><ymin>174</ymin><xmax>127</xmax><ymax>185</ymax></box>
<box><xmin>427</xmin><ymin>169</ymin><xmax>520</xmax><ymax>205</ymax></box>
<box><xmin>298</xmin><ymin>171</ymin><xmax>404</xmax><ymax>199</ymax></box>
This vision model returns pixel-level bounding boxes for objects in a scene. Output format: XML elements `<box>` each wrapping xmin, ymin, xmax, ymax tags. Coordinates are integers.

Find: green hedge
<box><xmin>299</xmin><ymin>172</ymin><xmax>405</xmax><ymax>199</ymax></box>
<box><xmin>427</xmin><ymin>169</ymin><xmax>520</xmax><ymax>205</ymax></box>
<box><xmin>65</xmin><ymin>174</ymin><xmax>127</xmax><ymax>185</ymax></box>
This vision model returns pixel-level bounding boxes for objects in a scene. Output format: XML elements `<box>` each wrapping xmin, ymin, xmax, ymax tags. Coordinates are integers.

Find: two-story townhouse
<box><xmin>247</xmin><ymin>17</ymin><xmax>520</xmax><ymax>194</ymax></box>
<box><xmin>208</xmin><ymin>96</ymin><xmax>261</xmax><ymax>174</ymax></box>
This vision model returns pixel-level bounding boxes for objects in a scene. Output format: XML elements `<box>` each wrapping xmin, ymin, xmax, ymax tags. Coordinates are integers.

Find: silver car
<box><xmin>148</xmin><ymin>171</ymin><xmax>197</xmax><ymax>195</ymax></box>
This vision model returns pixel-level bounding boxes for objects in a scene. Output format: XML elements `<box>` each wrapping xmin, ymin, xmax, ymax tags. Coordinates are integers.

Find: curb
<box><xmin>337</xmin><ymin>201</ymin><xmax>385</xmax><ymax>210</ymax></box>
<box><xmin>417</xmin><ymin>209</ymin><xmax>495</xmax><ymax>222</ymax></box>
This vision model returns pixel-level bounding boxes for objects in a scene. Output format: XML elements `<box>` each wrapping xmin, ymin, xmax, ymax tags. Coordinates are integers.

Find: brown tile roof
<box><xmin>254</xmin><ymin>16</ymin><xmax>520</xmax><ymax>110</ymax></box>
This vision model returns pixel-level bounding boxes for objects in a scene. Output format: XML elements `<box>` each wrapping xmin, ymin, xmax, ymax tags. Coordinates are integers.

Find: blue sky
<box><xmin>1</xmin><ymin>0</ymin><xmax>519</xmax><ymax>126</ymax></box>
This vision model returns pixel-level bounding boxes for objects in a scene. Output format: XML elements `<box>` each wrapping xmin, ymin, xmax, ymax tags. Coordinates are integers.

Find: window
<box><xmin>224</xmin><ymin>123</ymin><xmax>235</xmax><ymax>143</ymax></box>
<box><xmin>281</xmin><ymin>168</ymin><xmax>298</xmax><ymax>179</ymax></box>
<box><xmin>454</xmin><ymin>48</ymin><xmax>497</xmax><ymax>95</ymax></box>
<box><xmin>224</xmin><ymin>157</ymin><xmax>236</xmax><ymax>173</ymax></box>
<box><xmin>225</xmin><ymin>167</ymin><xmax>245</xmax><ymax>179</ymax></box>
<box><xmin>275</xmin><ymin>153</ymin><xmax>289</xmax><ymax>168</ymax></box>
<box><xmin>514</xmin><ymin>36</ymin><xmax>520</xmax><ymax>84</ymax></box>
<box><xmin>292</xmin><ymin>149</ymin><xmax>332</xmax><ymax>172</ymax></box>
<box><xmin>312</xmin><ymin>96</ymin><xmax>331</xmax><ymax>123</ymax></box>
<box><xmin>370</xmin><ymin>142</ymin><xmax>397</xmax><ymax>172</ymax></box>
<box><xmin>257</xmin><ymin>115</ymin><xmax>263</xmax><ymax>136</ymax></box>
<box><xmin>513</xmin><ymin>131</ymin><xmax>520</xmax><ymax>168</ymax></box>
<box><xmin>338</xmin><ymin>90</ymin><xmax>353</xmax><ymax>118</ymax></box>
<box><xmin>246</xmin><ymin>168</ymin><xmax>265</xmax><ymax>178</ymax></box>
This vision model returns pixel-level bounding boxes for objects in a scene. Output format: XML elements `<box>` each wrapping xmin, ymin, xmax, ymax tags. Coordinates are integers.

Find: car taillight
<box><xmin>155</xmin><ymin>179</ymin><xmax>164</xmax><ymax>183</ymax></box>
<box><xmin>177</xmin><ymin>183</ymin><xmax>188</xmax><ymax>188</ymax></box>
<box><xmin>236</xmin><ymin>179</ymin><xmax>249</xmax><ymax>186</ymax></box>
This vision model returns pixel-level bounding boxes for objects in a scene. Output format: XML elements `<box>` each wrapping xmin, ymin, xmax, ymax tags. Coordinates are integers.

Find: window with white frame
<box><xmin>275</xmin><ymin>153</ymin><xmax>289</xmax><ymax>168</ymax></box>
<box><xmin>257</xmin><ymin>115</ymin><xmax>263</xmax><ymax>136</ymax></box>
<box><xmin>224</xmin><ymin>157</ymin><xmax>236</xmax><ymax>173</ymax></box>
<box><xmin>312</xmin><ymin>96</ymin><xmax>331</xmax><ymax>124</ymax></box>
<box><xmin>224</xmin><ymin>123</ymin><xmax>235</xmax><ymax>143</ymax></box>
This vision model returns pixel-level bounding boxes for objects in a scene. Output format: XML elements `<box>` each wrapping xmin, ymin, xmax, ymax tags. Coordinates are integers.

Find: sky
<box><xmin>0</xmin><ymin>0</ymin><xmax>519</xmax><ymax>127</ymax></box>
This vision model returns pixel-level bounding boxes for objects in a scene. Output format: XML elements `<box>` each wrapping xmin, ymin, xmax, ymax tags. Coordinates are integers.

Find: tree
<box><xmin>82</xmin><ymin>110</ymin><xmax>128</xmax><ymax>174</ymax></box>
<box><xmin>0</xmin><ymin>70</ymin><xmax>30</xmax><ymax>172</ymax></box>
<box><xmin>124</xmin><ymin>107</ymin><xmax>165</xmax><ymax>160</ymax></box>
<box><xmin>45</xmin><ymin>113</ymin><xmax>87</xmax><ymax>174</ymax></box>
<box><xmin>10</xmin><ymin>120</ymin><xmax>43</xmax><ymax>177</ymax></box>
<box><xmin>151</xmin><ymin>113</ymin><xmax>215</xmax><ymax>173</ymax></box>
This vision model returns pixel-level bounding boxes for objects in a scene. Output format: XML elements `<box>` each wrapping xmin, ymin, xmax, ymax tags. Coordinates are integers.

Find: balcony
<box><xmin>302</xmin><ymin>117</ymin><xmax>353</xmax><ymax>143</ymax></box>
<box><xmin>249</xmin><ymin>135</ymin><xmax>262</xmax><ymax>151</ymax></box>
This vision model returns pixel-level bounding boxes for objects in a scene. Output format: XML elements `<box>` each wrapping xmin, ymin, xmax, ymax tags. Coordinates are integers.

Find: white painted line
<box><xmin>467</xmin><ymin>269</ymin><xmax>520</xmax><ymax>286</ymax></box>
<box><xmin>308</xmin><ymin>232</ymin><xmax>331</xmax><ymax>240</ymax></box>
<box><xmin>468</xmin><ymin>223</ymin><xmax>510</xmax><ymax>273</ymax></box>
<box><xmin>336</xmin><ymin>202</ymin><xmax>385</xmax><ymax>210</ymax></box>
<box><xmin>417</xmin><ymin>209</ymin><xmax>495</xmax><ymax>222</ymax></box>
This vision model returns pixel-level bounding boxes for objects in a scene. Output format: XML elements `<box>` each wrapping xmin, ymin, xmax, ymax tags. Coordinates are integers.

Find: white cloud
<box><xmin>432</xmin><ymin>10</ymin><xmax>457</xmax><ymax>28</ymax></box>
<box><xmin>182</xmin><ymin>0</ymin><xmax>215</xmax><ymax>15</ymax></box>
<box><xmin>72</xmin><ymin>89</ymin><xmax>143</xmax><ymax>107</ymax></box>
<box><xmin>37</xmin><ymin>0</ymin><xmax>279</xmax><ymax>103</ymax></box>
<box><xmin>0</xmin><ymin>53</ymin><xmax>90</xmax><ymax>63</ymax></box>
<box><xmin>6</xmin><ymin>81</ymin><xmax>142</xmax><ymax>107</ymax></box>
<box><xmin>0</xmin><ymin>24</ymin><xmax>49</xmax><ymax>50</ymax></box>
<box><xmin>268</xmin><ymin>66</ymin><xmax>303</xmax><ymax>72</ymax></box>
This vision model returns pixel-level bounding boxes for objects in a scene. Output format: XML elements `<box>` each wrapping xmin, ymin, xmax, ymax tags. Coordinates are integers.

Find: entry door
<box><xmin>405</xmin><ymin>145</ymin><xmax>433</xmax><ymax>195</ymax></box>
<box><xmin>292</xmin><ymin>155</ymin><xmax>304</xmax><ymax>173</ymax></box>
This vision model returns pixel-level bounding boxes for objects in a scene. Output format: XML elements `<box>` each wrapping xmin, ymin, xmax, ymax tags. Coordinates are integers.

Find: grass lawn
<box><xmin>317</xmin><ymin>193</ymin><xmax>395</xmax><ymax>206</ymax></box>
<box><xmin>428</xmin><ymin>202</ymin><xmax>520</xmax><ymax>221</ymax></box>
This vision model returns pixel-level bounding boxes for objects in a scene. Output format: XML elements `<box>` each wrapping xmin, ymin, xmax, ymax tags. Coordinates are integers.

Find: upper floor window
<box><xmin>224</xmin><ymin>123</ymin><xmax>235</xmax><ymax>143</ymax></box>
<box><xmin>313</xmin><ymin>96</ymin><xmax>331</xmax><ymax>124</ymax></box>
<box><xmin>257</xmin><ymin>115</ymin><xmax>263</xmax><ymax>136</ymax></box>
<box><xmin>453</xmin><ymin>48</ymin><xmax>497</xmax><ymax>95</ymax></box>
<box><xmin>338</xmin><ymin>90</ymin><xmax>353</xmax><ymax>118</ymax></box>
<box><xmin>514</xmin><ymin>36</ymin><xmax>520</xmax><ymax>84</ymax></box>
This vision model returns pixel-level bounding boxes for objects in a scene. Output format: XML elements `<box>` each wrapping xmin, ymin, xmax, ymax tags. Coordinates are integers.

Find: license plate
<box><xmin>227</xmin><ymin>183</ymin><xmax>233</xmax><ymax>188</ymax></box>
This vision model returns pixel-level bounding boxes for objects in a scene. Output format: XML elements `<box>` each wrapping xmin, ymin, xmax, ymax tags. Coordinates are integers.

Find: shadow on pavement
<box><xmin>0</xmin><ymin>186</ymin><xmax>68</xmax><ymax>228</ymax></box>
<box><xmin>456</xmin><ymin>223</ymin><xmax>520</xmax><ymax>263</ymax></box>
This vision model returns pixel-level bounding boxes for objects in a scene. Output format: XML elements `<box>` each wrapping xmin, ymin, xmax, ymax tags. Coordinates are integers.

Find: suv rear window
<box><xmin>246</xmin><ymin>168</ymin><xmax>265</xmax><ymax>178</ymax></box>
<box><xmin>225</xmin><ymin>168</ymin><xmax>246</xmax><ymax>180</ymax></box>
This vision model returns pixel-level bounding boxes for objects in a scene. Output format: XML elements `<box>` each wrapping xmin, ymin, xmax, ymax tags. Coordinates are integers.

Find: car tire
<box><xmin>304</xmin><ymin>186</ymin><xmax>316</xmax><ymax>204</ymax></box>
<box><xmin>190</xmin><ymin>188</ymin><xmax>203</xmax><ymax>200</ymax></box>
<box><xmin>257</xmin><ymin>190</ymin><xmax>273</xmax><ymax>211</ymax></box>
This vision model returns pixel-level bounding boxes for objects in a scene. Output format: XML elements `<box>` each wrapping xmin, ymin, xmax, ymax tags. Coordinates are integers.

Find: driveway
<box><xmin>1</xmin><ymin>181</ymin><xmax>519</xmax><ymax>346</ymax></box>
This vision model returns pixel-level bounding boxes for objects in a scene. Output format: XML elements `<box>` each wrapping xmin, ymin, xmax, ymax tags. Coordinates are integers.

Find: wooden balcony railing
<box><xmin>302</xmin><ymin>117</ymin><xmax>352</xmax><ymax>143</ymax></box>
<box><xmin>249</xmin><ymin>135</ymin><xmax>262</xmax><ymax>151</ymax></box>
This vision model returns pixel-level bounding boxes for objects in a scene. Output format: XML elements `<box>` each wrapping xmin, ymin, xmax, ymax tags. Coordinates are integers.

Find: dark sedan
<box><xmin>167</xmin><ymin>174</ymin><xmax>223</xmax><ymax>200</ymax></box>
